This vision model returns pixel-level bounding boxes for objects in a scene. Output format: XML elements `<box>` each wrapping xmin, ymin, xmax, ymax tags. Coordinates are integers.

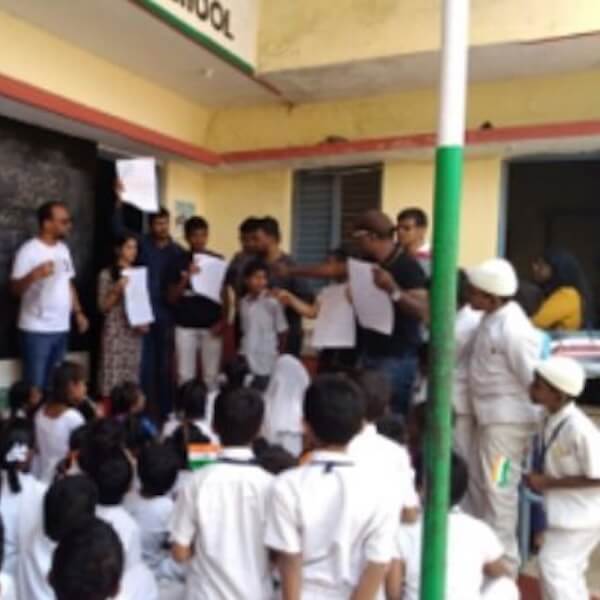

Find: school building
<box><xmin>2</xmin><ymin>0</ymin><xmax>600</xmax><ymax>382</ymax></box>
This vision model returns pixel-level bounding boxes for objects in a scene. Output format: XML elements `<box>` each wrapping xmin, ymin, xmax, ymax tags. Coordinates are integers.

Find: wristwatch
<box><xmin>391</xmin><ymin>288</ymin><xmax>403</xmax><ymax>303</ymax></box>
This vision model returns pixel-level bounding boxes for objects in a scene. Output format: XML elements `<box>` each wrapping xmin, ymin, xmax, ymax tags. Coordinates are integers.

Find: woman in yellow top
<box><xmin>531</xmin><ymin>249</ymin><xmax>594</xmax><ymax>330</ymax></box>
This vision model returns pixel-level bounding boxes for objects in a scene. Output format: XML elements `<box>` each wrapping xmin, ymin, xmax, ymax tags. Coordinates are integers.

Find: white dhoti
<box><xmin>539</xmin><ymin>527</ymin><xmax>600</xmax><ymax>600</ymax></box>
<box><xmin>477</xmin><ymin>423</ymin><xmax>533</xmax><ymax>575</ymax></box>
<box><xmin>455</xmin><ymin>414</ymin><xmax>483</xmax><ymax>516</ymax></box>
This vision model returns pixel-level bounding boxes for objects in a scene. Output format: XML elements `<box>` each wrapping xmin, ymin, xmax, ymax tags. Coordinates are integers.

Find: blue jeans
<box><xmin>141</xmin><ymin>318</ymin><xmax>175</xmax><ymax>419</ymax></box>
<box><xmin>362</xmin><ymin>354</ymin><xmax>418</xmax><ymax>416</ymax></box>
<box><xmin>20</xmin><ymin>331</ymin><xmax>69</xmax><ymax>391</ymax></box>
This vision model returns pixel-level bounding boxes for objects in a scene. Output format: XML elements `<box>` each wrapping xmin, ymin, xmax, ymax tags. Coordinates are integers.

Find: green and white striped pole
<box><xmin>420</xmin><ymin>1</ymin><xmax>470</xmax><ymax>599</ymax></box>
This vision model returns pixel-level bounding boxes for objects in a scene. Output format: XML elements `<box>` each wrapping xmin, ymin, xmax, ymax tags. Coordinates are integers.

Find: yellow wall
<box><xmin>0</xmin><ymin>10</ymin><xmax>210</xmax><ymax>146</ymax></box>
<box><xmin>259</xmin><ymin>0</ymin><xmax>600</xmax><ymax>72</ymax></box>
<box><xmin>383</xmin><ymin>157</ymin><xmax>503</xmax><ymax>267</ymax></box>
<box><xmin>204</xmin><ymin>169</ymin><xmax>292</xmax><ymax>257</ymax></box>
<box><xmin>207</xmin><ymin>69</ymin><xmax>600</xmax><ymax>152</ymax></box>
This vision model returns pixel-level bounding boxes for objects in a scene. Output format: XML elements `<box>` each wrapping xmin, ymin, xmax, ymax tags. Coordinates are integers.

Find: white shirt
<box><xmin>96</xmin><ymin>505</ymin><xmax>143</xmax><ymax>571</ymax></box>
<box><xmin>265</xmin><ymin>450</ymin><xmax>396</xmax><ymax>599</ymax></box>
<box><xmin>469</xmin><ymin>301</ymin><xmax>542</xmax><ymax>424</ymax></box>
<box><xmin>0</xmin><ymin>471</ymin><xmax>47</xmax><ymax>576</ymax></box>
<box><xmin>34</xmin><ymin>407</ymin><xmax>85</xmax><ymax>482</ymax></box>
<box><xmin>124</xmin><ymin>492</ymin><xmax>185</xmax><ymax>582</ymax></box>
<box><xmin>17</xmin><ymin>525</ymin><xmax>55</xmax><ymax>600</ymax></box>
<box><xmin>11</xmin><ymin>238</ymin><xmax>75</xmax><ymax>333</ymax></box>
<box><xmin>542</xmin><ymin>402</ymin><xmax>600</xmax><ymax>529</ymax></box>
<box><xmin>395</xmin><ymin>509</ymin><xmax>504</xmax><ymax>600</ymax></box>
<box><xmin>0</xmin><ymin>573</ymin><xmax>16</xmax><ymax>600</ymax></box>
<box><xmin>116</xmin><ymin>562</ymin><xmax>159</xmax><ymax>600</ymax></box>
<box><xmin>240</xmin><ymin>292</ymin><xmax>288</xmax><ymax>376</ymax></box>
<box><xmin>170</xmin><ymin>447</ymin><xmax>274</xmax><ymax>600</ymax></box>
<box><xmin>347</xmin><ymin>424</ymin><xmax>419</xmax><ymax>509</ymax></box>
<box><xmin>454</xmin><ymin>305</ymin><xmax>482</xmax><ymax>415</ymax></box>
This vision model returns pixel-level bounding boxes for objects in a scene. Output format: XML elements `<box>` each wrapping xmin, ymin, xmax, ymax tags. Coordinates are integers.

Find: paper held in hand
<box><xmin>116</xmin><ymin>157</ymin><xmax>159</xmax><ymax>213</ymax></box>
<box><xmin>190</xmin><ymin>254</ymin><xmax>228</xmax><ymax>304</ymax></box>
<box><xmin>122</xmin><ymin>267</ymin><xmax>154</xmax><ymax>327</ymax></box>
<box><xmin>312</xmin><ymin>283</ymin><xmax>356</xmax><ymax>349</ymax></box>
<box><xmin>348</xmin><ymin>259</ymin><xmax>394</xmax><ymax>335</ymax></box>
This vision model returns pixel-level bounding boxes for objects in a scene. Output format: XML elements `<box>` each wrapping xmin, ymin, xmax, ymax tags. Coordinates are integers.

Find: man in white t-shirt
<box><xmin>10</xmin><ymin>201</ymin><xmax>88</xmax><ymax>403</ymax></box>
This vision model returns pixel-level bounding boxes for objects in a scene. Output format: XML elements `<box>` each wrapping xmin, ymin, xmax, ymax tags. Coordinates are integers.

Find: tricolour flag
<box><xmin>188</xmin><ymin>443</ymin><xmax>220</xmax><ymax>471</ymax></box>
<box><xmin>491</xmin><ymin>456</ymin><xmax>511</xmax><ymax>488</ymax></box>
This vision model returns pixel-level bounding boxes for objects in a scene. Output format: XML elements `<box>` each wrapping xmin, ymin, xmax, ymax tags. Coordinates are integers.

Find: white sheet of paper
<box><xmin>122</xmin><ymin>267</ymin><xmax>154</xmax><ymax>327</ymax></box>
<box><xmin>116</xmin><ymin>158</ymin><xmax>159</xmax><ymax>213</ymax></box>
<box><xmin>312</xmin><ymin>283</ymin><xmax>356</xmax><ymax>349</ymax></box>
<box><xmin>348</xmin><ymin>259</ymin><xmax>394</xmax><ymax>335</ymax></box>
<box><xmin>190</xmin><ymin>254</ymin><xmax>228</xmax><ymax>304</ymax></box>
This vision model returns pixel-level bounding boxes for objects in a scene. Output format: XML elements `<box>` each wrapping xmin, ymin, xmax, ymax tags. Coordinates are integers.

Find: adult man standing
<box><xmin>11</xmin><ymin>201</ymin><xmax>89</xmax><ymax>404</ymax></box>
<box><xmin>397</xmin><ymin>207</ymin><xmax>431</xmax><ymax>276</ymax></box>
<box><xmin>113</xmin><ymin>189</ymin><xmax>183</xmax><ymax>418</ymax></box>
<box><xmin>252</xmin><ymin>217</ymin><xmax>313</xmax><ymax>357</ymax></box>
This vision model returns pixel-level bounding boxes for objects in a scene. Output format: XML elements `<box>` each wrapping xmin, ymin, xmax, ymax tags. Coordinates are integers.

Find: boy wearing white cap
<box><xmin>467</xmin><ymin>258</ymin><xmax>542</xmax><ymax>574</ymax></box>
<box><xmin>525</xmin><ymin>356</ymin><xmax>600</xmax><ymax>600</ymax></box>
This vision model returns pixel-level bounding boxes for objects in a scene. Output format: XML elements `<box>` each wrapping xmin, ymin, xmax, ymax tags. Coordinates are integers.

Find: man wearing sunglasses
<box><xmin>10</xmin><ymin>201</ymin><xmax>89</xmax><ymax>406</ymax></box>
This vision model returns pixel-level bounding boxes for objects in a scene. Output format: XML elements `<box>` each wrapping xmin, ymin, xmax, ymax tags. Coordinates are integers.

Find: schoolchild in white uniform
<box><xmin>467</xmin><ymin>258</ymin><xmax>542</xmax><ymax>573</ymax></box>
<box><xmin>0</xmin><ymin>516</ymin><xmax>16</xmax><ymax>600</ymax></box>
<box><xmin>348</xmin><ymin>370</ymin><xmax>419</xmax><ymax>521</ymax></box>
<box><xmin>525</xmin><ymin>356</ymin><xmax>600</xmax><ymax>600</ymax></box>
<box><xmin>124</xmin><ymin>444</ymin><xmax>185</xmax><ymax>588</ymax></box>
<box><xmin>0</xmin><ymin>418</ymin><xmax>47</xmax><ymax>577</ymax></box>
<box><xmin>50</xmin><ymin>517</ymin><xmax>124</xmax><ymax>600</ymax></box>
<box><xmin>265</xmin><ymin>375</ymin><xmax>397</xmax><ymax>600</ymax></box>
<box><xmin>18</xmin><ymin>475</ymin><xmax>98</xmax><ymax>600</ymax></box>
<box><xmin>171</xmin><ymin>388</ymin><xmax>274</xmax><ymax>600</ymax></box>
<box><xmin>388</xmin><ymin>452</ymin><xmax>518</xmax><ymax>600</ymax></box>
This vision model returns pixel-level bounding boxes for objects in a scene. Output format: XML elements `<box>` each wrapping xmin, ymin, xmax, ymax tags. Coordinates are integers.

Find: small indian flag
<box><xmin>491</xmin><ymin>456</ymin><xmax>511</xmax><ymax>488</ymax></box>
<box><xmin>188</xmin><ymin>443</ymin><xmax>220</xmax><ymax>471</ymax></box>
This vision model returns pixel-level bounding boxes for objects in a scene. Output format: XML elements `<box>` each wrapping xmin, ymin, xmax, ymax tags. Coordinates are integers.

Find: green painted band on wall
<box><xmin>133</xmin><ymin>0</ymin><xmax>255</xmax><ymax>76</ymax></box>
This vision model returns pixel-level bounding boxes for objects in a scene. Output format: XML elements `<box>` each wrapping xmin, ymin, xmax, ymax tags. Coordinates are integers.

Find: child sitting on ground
<box><xmin>34</xmin><ymin>361</ymin><xmax>87</xmax><ymax>482</ymax></box>
<box><xmin>18</xmin><ymin>474</ymin><xmax>98</xmax><ymax>600</ymax></box>
<box><xmin>50</xmin><ymin>517</ymin><xmax>124</xmax><ymax>600</ymax></box>
<box><xmin>239</xmin><ymin>260</ymin><xmax>288</xmax><ymax>391</ymax></box>
<box><xmin>265</xmin><ymin>375</ymin><xmax>398</xmax><ymax>600</ymax></box>
<box><xmin>124</xmin><ymin>443</ymin><xmax>185</xmax><ymax>588</ymax></box>
<box><xmin>171</xmin><ymin>388</ymin><xmax>274</xmax><ymax>599</ymax></box>
<box><xmin>388</xmin><ymin>452</ymin><xmax>518</xmax><ymax>600</ymax></box>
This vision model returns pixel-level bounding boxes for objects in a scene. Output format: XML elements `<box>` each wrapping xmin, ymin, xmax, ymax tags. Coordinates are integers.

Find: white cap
<box><xmin>467</xmin><ymin>258</ymin><xmax>518</xmax><ymax>297</ymax></box>
<box><xmin>536</xmin><ymin>356</ymin><xmax>586</xmax><ymax>397</ymax></box>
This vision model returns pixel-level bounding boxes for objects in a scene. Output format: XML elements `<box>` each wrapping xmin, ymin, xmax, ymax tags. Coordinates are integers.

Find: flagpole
<box><xmin>420</xmin><ymin>1</ymin><xmax>470</xmax><ymax>599</ymax></box>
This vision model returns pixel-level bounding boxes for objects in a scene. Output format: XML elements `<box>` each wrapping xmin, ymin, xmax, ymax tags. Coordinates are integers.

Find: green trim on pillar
<box><xmin>420</xmin><ymin>145</ymin><xmax>465</xmax><ymax>600</ymax></box>
<box><xmin>133</xmin><ymin>0</ymin><xmax>255</xmax><ymax>76</ymax></box>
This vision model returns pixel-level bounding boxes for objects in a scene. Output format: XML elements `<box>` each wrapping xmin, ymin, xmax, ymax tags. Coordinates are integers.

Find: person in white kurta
<box><xmin>525</xmin><ymin>356</ymin><xmax>600</xmax><ymax>600</ymax></box>
<box><xmin>171</xmin><ymin>389</ymin><xmax>274</xmax><ymax>600</ymax></box>
<box><xmin>265</xmin><ymin>375</ymin><xmax>397</xmax><ymax>600</ymax></box>
<box><xmin>467</xmin><ymin>258</ymin><xmax>542</xmax><ymax>574</ymax></box>
<box><xmin>391</xmin><ymin>453</ymin><xmax>518</xmax><ymax>600</ymax></box>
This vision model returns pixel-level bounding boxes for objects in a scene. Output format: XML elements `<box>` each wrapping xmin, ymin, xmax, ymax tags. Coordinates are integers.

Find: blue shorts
<box><xmin>20</xmin><ymin>331</ymin><xmax>69</xmax><ymax>391</ymax></box>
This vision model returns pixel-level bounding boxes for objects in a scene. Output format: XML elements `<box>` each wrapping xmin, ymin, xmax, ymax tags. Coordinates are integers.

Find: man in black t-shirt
<box><xmin>167</xmin><ymin>217</ymin><xmax>228</xmax><ymax>391</ymax></box>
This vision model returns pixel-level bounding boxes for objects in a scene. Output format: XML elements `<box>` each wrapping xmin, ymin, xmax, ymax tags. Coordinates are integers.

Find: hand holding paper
<box><xmin>312</xmin><ymin>284</ymin><xmax>356</xmax><ymax>349</ymax></box>
<box><xmin>122</xmin><ymin>267</ymin><xmax>154</xmax><ymax>327</ymax></box>
<box><xmin>116</xmin><ymin>158</ymin><xmax>159</xmax><ymax>214</ymax></box>
<box><xmin>190</xmin><ymin>254</ymin><xmax>228</xmax><ymax>304</ymax></box>
<box><xmin>348</xmin><ymin>259</ymin><xmax>394</xmax><ymax>335</ymax></box>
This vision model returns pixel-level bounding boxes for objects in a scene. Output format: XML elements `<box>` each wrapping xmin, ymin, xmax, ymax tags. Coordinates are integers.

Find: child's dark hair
<box><xmin>213</xmin><ymin>388</ymin><xmax>264</xmax><ymax>446</ymax></box>
<box><xmin>54</xmin><ymin>424</ymin><xmax>92</xmax><ymax>481</ymax></box>
<box><xmin>0</xmin><ymin>418</ymin><xmax>34</xmax><ymax>494</ymax></box>
<box><xmin>414</xmin><ymin>451</ymin><xmax>469</xmax><ymax>507</ymax></box>
<box><xmin>51</xmin><ymin>361</ymin><xmax>86</xmax><ymax>406</ymax></box>
<box><xmin>376</xmin><ymin>414</ymin><xmax>407</xmax><ymax>446</ymax></box>
<box><xmin>111</xmin><ymin>381</ymin><xmax>141</xmax><ymax>416</ymax></box>
<box><xmin>167</xmin><ymin>422</ymin><xmax>211</xmax><ymax>470</ymax></box>
<box><xmin>138</xmin><ymin>444</ymin><xmax>180</xmax><ymax>498</ymax></box>
<box><xmin>50</xmin><ymin>517</ymin><xmax>124</xmax><ymax>600</ymax></box>
<box><xmin>243</xmin><ymin>259</ymin><xmax>269</xmax><ymax>280</ymax></box>
<box><xmin>78</xmin><ymin>419</ymin><xmax>125</xmax><ymax>475</ymax></box>
<box><xmin>253</xmin><ymin>438</ymin><xmax>298</xmax><ymax>475</ymax></box>
<box><xmin>221</xmin><ymin>356</ymin><xmax>250</xmax><ymax>392</ymax></box>
<box><xmin>352</xmin><ymin>370</ymin><xmax>391</xmax><ymax>422</ymax></box>
<box><xmin>122</xmin><ymin>415</ymin><xmax>157</xmax><ymax>456</ymax></box>
<box><xmin>85</xmin><ymin>448</ymin><xmax>133</xmax><ymax>506</ymax></box>
<box><xmin>177</xmin><ymin>379</ymin><xmax>207</xmax><ymax>420</ymax></box>
<box><xmin>8</xmin><ymin>381</ymin><xmax>30</xmax><ymax>418</ymax></box>
<box><xmin>44</xmin><ymin>475</ymin><xmax>98</xmax><ymax>543</ymax></box>
<box><xmin>304</xmin><ymin>375</ymin><xmax>365</xmax><ymax>445</ymax></box>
